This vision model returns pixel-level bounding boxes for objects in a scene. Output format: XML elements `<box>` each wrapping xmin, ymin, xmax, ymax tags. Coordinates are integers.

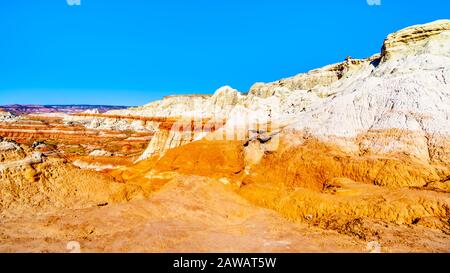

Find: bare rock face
<box><xmin>89</xmin><ymin>149</ymin><xmax>113</xmax><ymax>157</ymax></box>
<box><xmin>63</xmin><ymin>114</ymin><xmax>157</xmax><ymax>132</ymax></box>
<box><xmin>381</xmin><ymin>19</ymin><xmax>450</xmax><ymax>61</ymax></box>
<box><xmin>133</xmin><ymin>20</ymin><xmax>450</xmax><ymax>220</ymax></box>
<box><xmin>287</xmin><ymin>22</ymin><xmax>450</xmax><ymax>161</ymax></box>
<box><xmin>248</xmin><ymin>56</ymin><xmax>380</xmax><ymax>97</ymax></box>
<box><xmin>207</xmin><ymin>86</ymin><xmax>243</xmax><ymax>114</ymax></box>
<box><xmin>132</xmin><ymin>21</ymin><xmax>450</xmax><ymax>164</ymax></box>
<box><xmin>0</xmin><ymin>112</ymin><xmax>19</xmax><ymax>123</ymax></box>
<box><xmin>109</xmin><ymin>95</ymin><xmax>212</xmax><ymax>118</ymax></box>
<box><xmin>138</xmin><ymin>127</ymin><xmax>196</xmax><ymax>160</ymax></box>
<box><xmin>45</xmin><ymin>21</ymin><xmax>450</xmax><ymax>165</ymax></box>
<box><xmin>0</xmin><ymin>139</ymin><xmax>20</xmax><ymax>152</ymax></box>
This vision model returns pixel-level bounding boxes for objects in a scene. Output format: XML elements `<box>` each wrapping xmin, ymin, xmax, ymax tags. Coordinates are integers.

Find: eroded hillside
<box><xmin>0</xmin><ymin>20</ymin><xmax>449</xmax><ymax>253</ymax></box>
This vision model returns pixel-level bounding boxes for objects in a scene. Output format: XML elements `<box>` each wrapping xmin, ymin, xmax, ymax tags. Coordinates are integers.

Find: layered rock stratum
<box><xmin>109</xmin><ymin>20</ymin><xmax>450</xmax><ymax>168</ymax></box>
<box><xmin>0</xmin><ymin>20</ymin><xmax>449</xmax><ymax>252</ymax></box>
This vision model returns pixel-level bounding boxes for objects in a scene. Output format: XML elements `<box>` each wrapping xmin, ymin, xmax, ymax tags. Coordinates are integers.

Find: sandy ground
<box><xmin>1</xmin><ymin>175</ymin><xmax>448</xmax><ymax>253</ymax></box>
<box><xmin>0</xmin><ymin>176</ymin><xmax>369</xmax><ymax>253</ymax></box>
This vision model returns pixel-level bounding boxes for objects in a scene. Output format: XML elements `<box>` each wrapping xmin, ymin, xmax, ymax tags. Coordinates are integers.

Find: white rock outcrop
<box><xmin>63</xmin><ymin>115</ymin><xmax>158</xmax><ymax>132</ymax></box>
<box><xmin>78</xmin><ymin>20</ymin><xmax>450</xmax><ymax>164</ymax></box>
<box><xmin>284</xmin><ymin>20</ymin><xmax>450</xmax><ymax>161</ymax></box>
<box><xmin>381</xmin><ymin>20</ymin><xmax>450</xmax><ymax>61</ymax></box>
<box><xmin>51</xmin><ymin>20</ymin><xmax>444</xmax><ymax>162</ymax></box>
<box><xmin>0</xmin><ymin>140</ymin><xmax>20</xmax><ymax>152</ymax></box>
<box><xmin>0</xmin><ymin>112</ymin><xmax>19</xmax><ymax>123</ymax></box>
<box><xmin>89</xmin><ymin>149</ymin><xmax>113</xmax><ymax>157</ymax></box>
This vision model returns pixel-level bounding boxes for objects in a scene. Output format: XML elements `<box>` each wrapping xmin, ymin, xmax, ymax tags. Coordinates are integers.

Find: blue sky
<box><xmin>0</xmin><ymin>0</ymin><xmax>449</xmax><ymax>106</ymax></box>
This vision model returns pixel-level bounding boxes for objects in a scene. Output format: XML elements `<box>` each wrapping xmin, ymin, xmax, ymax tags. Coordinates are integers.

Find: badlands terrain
<box><xmin>0</xmin><ymin>104</ymin><xmax>128</xmax><ymax>115</ymax></box>
<box><xmin>0</xmin><ymin>20</ymin><xmax>449</xmax><ymax>252</ymax></box>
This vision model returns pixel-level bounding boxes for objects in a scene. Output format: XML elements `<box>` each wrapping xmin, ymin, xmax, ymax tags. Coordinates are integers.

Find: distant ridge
<box><xmin>0</xmin><ymin>104</ymin><xmax>130</xmax><ymax>115</ymax></box>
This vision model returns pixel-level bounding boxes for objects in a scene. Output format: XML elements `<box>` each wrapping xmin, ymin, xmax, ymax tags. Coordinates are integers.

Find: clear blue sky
<box><xmin>1</xmin><ymin>0</ymin><xmax>449</xmax><ymax>106</ymax></box>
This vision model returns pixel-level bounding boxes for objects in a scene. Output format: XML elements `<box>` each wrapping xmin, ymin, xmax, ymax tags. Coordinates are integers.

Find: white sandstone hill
<box><xmin>59</xmin><ymin>20</ymin><xmax>442</xmax><ymax>162</ymax></box>
<box><xmin>103</xmin><ymin>20</ymin><xmax>449</xmax><ymax>163</ymax></box>
<box><xmin>63</xmin><ymin>108</ymin><xmax>158</xmax><ymax>132</ymax></box>
<box><xmin>285</xmin><ymin>20</ymin><xmax>450</xmax><ymax>161</ymax></box>
<box><xmin>2</xmin><ymin>21</ymin><xmax>450</xmax><ymax>253</ymax></box>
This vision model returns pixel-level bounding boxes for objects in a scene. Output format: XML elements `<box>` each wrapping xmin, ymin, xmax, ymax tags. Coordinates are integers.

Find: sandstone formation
<box><xmin>0</xmin><ymin>139</ymin><xmax>20</xmax><ymax>152</ymax></box>
<box><xmin>0</xmin><ymin>112</ymin><xmax>19</xmax><ymax>123</ymax></box>
<box><xmin>381</xmin><ymin>20</ymin><xmax>450</xmax><ymax>61</ymax></box>
<box><xmin>63</xmin><ymin>113</ymin><xmax>158</xmax><ymax>132</ymax></box>
<box><xmin>89</xmin><ymin>149</ymin><xmax>113</xmax><ymax>157</ymax></box>
<box><xmin>117</xmin><ymin>20</ymin><xmax>450</xmax><ymax>251</ymax></box>
<box><xmin>112</xmin><ymin>20</ymin><xmax>449</xmax><ymax>169</ymax></box>
<box><xmin>0</xmin><ymin>114</ymin><xmax>152</xmax><ymax>174</ymax></box>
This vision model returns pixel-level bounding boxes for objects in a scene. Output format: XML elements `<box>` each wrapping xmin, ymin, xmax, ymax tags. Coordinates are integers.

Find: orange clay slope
<box><xmin>112</xmin><ymin>126</ymin><xmax>450</xmax><ymax>251</ymax></box>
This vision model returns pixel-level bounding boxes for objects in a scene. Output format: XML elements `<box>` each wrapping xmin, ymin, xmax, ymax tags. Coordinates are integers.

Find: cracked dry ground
<box><xmin>1</xmin><ymin>135</ymin><xmax>449</xmax><ymax>253</ymax></box>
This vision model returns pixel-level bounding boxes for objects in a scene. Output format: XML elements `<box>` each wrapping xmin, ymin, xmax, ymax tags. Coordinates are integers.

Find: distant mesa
<box><xmin>0</xmin><ymin>104</ymin><xmax>130</xmax><ymax>115</ymax></box>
